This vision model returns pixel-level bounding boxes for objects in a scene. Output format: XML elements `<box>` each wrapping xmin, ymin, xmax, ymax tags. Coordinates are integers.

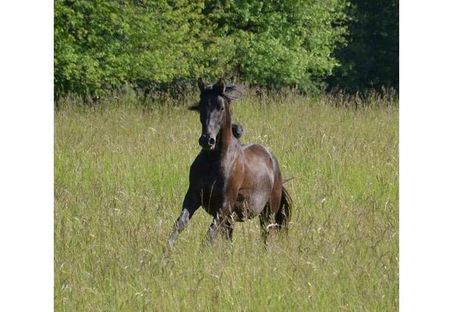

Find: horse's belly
<box><xmin>233</xmin><ymin>191</ymin><xmax>269</xmax><ymax>221</ymax></box>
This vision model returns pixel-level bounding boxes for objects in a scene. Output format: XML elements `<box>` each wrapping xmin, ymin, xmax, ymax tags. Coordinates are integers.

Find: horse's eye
<box><xmin>220</xmin><ymin>106</ymin><xmax>225</xmax><ymax>111</ymax></box>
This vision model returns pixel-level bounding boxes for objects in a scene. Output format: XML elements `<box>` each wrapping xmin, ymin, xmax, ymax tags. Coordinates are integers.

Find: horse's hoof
<box><xmin>266</xmin><ymin>223</ymin><xmax>280</xmax><ymax>231</ymax></box>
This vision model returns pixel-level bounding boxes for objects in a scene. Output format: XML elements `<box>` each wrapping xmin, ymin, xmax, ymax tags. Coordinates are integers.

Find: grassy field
<box><xmin>55</xmin><ymin>93</ymin><xmax>398</xmax><ymax>311</ymax></box>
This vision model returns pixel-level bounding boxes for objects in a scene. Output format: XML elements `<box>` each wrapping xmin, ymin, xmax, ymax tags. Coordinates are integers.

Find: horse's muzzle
<box><xmin>199</xmin><ymin>134</ymin><xmax>216</xmax><ymax>150</ymax></box>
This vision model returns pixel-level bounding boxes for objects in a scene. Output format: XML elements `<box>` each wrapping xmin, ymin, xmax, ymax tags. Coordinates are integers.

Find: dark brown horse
<box><xmin>167</xmin><ymin>78</ymin><xmax>292</xmax><ymax>248</ymax></box>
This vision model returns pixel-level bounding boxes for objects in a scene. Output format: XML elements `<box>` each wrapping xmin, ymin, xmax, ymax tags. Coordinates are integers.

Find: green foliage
<box><xmin>55</xmin><ymin>0</ymin><xmax>349</xmax><ymax>97</ymax></box>
<box><xmin>55</xmin><ymin>0</ymin><xmax>206</xmax><ymax>97</ymax></box>
<box><xmin>204</xmin><ymin>0</ymin><xmax>348</xmax><ymax>91</ymax></box>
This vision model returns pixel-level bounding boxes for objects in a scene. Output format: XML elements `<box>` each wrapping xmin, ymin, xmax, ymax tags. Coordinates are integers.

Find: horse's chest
<box><xmin>191</xmin><ymin>152</ymin><xmax>243</xmax><ymax>215</ymax></box>
<box><xmin>199</xmin><ymin>175</ymin><xmax>226</xmax><ymax>212</ymax></box>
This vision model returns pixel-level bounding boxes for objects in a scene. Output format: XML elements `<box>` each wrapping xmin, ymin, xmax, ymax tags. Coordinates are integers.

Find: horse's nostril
<box><xmin>208</xmin><ymin>138</ymin><xmax>215</xmax><ymax>146</ymax></box>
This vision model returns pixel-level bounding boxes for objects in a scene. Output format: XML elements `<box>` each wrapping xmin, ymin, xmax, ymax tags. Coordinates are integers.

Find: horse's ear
<box><xmin>188</xmin><ymin>103</ymin><xmax>199</xmax><ymax>112</ymax></box>
<box><xmin>224</xmin><ymin>84</ymin><xmax>243</xmax><ymax>101</ymax></box>
<box><xmin>198</xmin><ymin>78</ymin><xmax>205</xmax><ymax>93</ymax></box>
<box><xmin>214</xmin><ymin>78</ymin><xmax>225</xmax><ymax>95</ymax></box>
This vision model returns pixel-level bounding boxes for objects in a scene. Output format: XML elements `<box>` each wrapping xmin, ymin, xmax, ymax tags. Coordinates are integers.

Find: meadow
<box><xmin>55</xmin><ymin>92</ymin><xmax>398</xmax><ymax>311</ymax></box>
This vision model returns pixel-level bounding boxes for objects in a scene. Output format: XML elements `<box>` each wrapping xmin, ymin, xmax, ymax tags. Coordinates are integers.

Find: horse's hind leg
<box><xmin>259</xmin><ymin>204</ymin><xmax>271</xmax><ymax>244</ymax></box>
<box><xmin>275</xmin><ymin>211</ymin><xmax>287</xmax><ymax>233</ymax></box>
<box><xmin>275</xmin><ymin>187</ymin><xmax>292</xmax><ymax>234</ymax></box>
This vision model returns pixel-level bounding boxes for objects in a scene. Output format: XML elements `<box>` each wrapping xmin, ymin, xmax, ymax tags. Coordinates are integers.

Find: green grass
<box><xmin>55</xmin><ymin>94</ymin><xmax>398</xmax><ymax>311</ymax></box>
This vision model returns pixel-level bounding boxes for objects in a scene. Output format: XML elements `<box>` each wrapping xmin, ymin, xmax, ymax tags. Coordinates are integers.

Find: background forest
<box><xmin>54</xmin><ymin>0</ymin><xmax>398</xmax><ymax>99</ymax></box>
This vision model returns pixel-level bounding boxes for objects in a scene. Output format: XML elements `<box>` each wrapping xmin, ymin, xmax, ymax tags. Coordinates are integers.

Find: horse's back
<box><xmin>242</xmin><ymin>144</ymin><xmax>279</xmax><ymax>177</ymax></box>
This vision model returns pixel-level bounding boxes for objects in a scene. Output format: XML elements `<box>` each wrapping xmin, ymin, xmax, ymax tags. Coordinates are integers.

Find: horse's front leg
<box><xmin>167</xmin><ymin>189</ymin><xmax>200</xmax><ymax>250</ymax></box>
<box><xmin>206</xmin><ymin>210</ymin><xmax>234</xmax><ymax>244</ymax></box>
<box><xmin>206</xmin><ymin>212</ymin><xmax>221</xmax><ymax>243</ymax></box>
<box><xmin>205</xmin><ymin>172</ymin><xmax>241</xmax><ymax>244</ymax></box>
<box><xmin>205</xmin><ymin>193</ymin><xmax>237</xmax><ymax>244</ymax></box>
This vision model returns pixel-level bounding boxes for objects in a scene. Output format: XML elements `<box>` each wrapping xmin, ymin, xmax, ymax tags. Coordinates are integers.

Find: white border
<box><xmin>1</xmin><ymin>1</ymin><xmax>453</xmax><ymax>311</ymax></box>
<box><xmin>400</xmin><ymin>0</ymin><xmax>453</xmax><ymax>310</ymax></box>
<box><xmin>0</xmin><ymin>2</ymin><xmax>53</xmax><ymax>311</ymax></box>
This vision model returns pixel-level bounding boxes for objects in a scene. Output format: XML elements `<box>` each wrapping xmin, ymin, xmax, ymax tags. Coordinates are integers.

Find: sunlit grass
<box><xmin>55</xmin><ymin>94</ymin><xmax>398</xmax><ymax>311</ymax></box>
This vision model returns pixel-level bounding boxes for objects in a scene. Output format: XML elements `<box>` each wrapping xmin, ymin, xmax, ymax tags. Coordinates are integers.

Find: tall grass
<box><xmin>55</xmin><ymin>93</ymin><xmax>398</xmax><ymax>311</ymax></box>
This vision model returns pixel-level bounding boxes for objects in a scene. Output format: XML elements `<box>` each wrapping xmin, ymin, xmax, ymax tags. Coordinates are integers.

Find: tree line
<box><xmin>55</xmin><ymin>0</ymin><xmax>398</xmax><ymax>99</ymax></box>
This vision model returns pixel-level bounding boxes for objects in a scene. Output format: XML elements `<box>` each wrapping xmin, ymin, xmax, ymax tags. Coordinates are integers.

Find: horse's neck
<box><xmin>221</xmin><ymin>108</ymin><xmax>232</xmax><ymax>149</ymax></box>
<box><xmin>218</xmin><ymin>107</ymin><xmax>237</xmax><ymax>160</ymax></box>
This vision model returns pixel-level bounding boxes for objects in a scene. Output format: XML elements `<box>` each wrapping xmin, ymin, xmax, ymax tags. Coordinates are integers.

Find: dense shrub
<box><xmin>55</xmin><ymin>0</ymin><xmax>349</xmax><ymax>97</ymax></box>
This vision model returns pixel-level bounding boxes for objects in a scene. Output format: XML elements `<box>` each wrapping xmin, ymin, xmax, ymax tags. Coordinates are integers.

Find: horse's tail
<box><xmin>276</xmin><ymin>186</ymin><xmax>292</xmax><ymax>231</ymax></box>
